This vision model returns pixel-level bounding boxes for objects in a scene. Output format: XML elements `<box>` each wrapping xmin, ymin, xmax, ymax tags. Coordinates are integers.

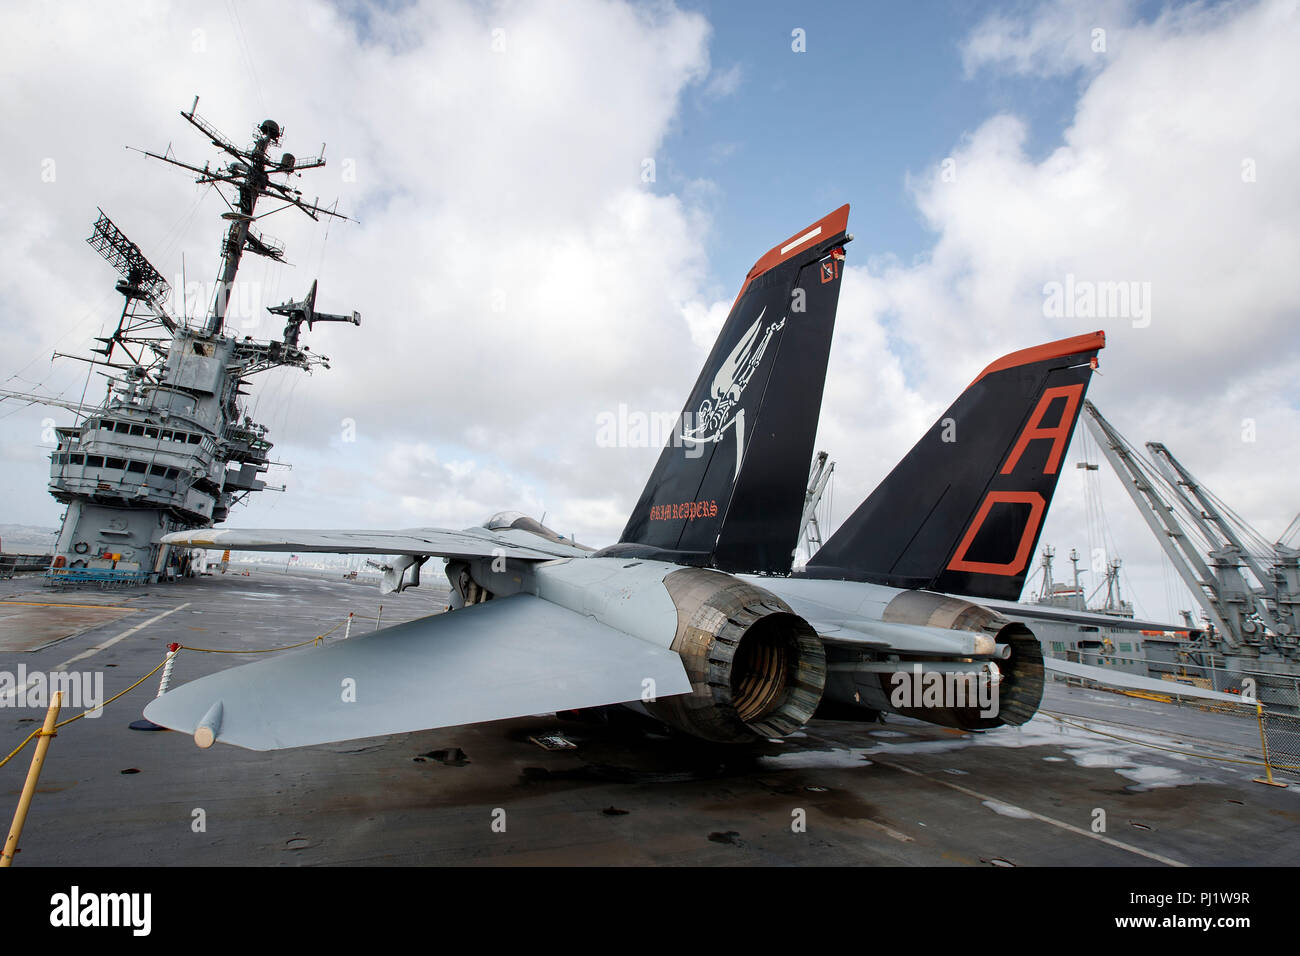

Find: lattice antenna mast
<box><xmin>141</xmin><ymin>96</ymin><xmax>348</xmax><ymax>336</ymax></box>
<box><xmin>86</xmin><ymin>209</ymin><xmax>174</xmax><ymax>330</ymax></box>
<box><xmin>66</xmin><ymin>208</ymin><xmax>181</xmax><ymax>380</ymax></box>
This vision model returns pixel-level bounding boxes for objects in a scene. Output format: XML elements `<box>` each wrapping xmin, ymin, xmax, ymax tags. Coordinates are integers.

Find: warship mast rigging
<box><xmin>3</xmin><ymin>97</ymin><xmax>362</xmax><ymax>583</ymax></box>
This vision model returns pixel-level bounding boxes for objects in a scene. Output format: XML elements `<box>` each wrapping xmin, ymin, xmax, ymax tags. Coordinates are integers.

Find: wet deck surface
<box><xmin>0</xmin><ymin>601</ymin><xmax>137</xmax><ymax>653</ymax></box>
<box><xmin>1</xmin><ymin>571</ymin><xmax>1296</xmax><ymax>867</ymax></box>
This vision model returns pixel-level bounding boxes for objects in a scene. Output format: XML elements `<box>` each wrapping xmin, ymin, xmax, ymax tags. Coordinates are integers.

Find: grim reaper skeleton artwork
<box><xmin>679</xmin><ymin>307</ymin><xmax>786</xmax><ymax>471</ymax></box>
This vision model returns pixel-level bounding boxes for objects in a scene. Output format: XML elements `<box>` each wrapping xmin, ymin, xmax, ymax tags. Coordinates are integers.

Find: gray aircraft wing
<box><xmin>143</xmin><ymin>593</ymin><xmax>691</xmax><ymax>751</ymax></box>
<box><xmin>1043</xmin><ymin>656</ymin><xmax>1248</xmax><ymax>705</ymax></box>
<box><xmin>976</xmin><ymin>599</ymin><xmax>1202</xmax><ymax>635</ymax></box>
<box><xmin>159</xmin><ymin>526</ymin><xmax>587</xmax><ymax>561</ymax></box>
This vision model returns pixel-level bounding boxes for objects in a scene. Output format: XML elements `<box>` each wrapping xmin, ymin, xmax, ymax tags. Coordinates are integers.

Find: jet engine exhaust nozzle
<box><xmin>871</xmin><ymin>590</ymin><xmax>1045</xmax><ymax>730</ymax></box>
<box><xmin>647</xmin><ymin>568</ymin><xmax>826</xmax><ymax>743</ymax></box>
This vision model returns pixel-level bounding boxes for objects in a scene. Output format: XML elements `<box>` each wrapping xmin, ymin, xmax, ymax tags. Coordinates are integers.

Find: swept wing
<box><xmin>160</xmin><ymin>525</ymin><xmax>588</xmax><ymax>561</ymax></box>
<box><xmin>144</xmin><ymin>593</ymin><xmax>691</xmax><ymax>750</ymax></box>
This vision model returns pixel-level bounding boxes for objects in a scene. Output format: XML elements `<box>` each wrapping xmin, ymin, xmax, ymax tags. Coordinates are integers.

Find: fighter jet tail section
<box><xmin>806</xmin><ymin>331</ymin><xmax>1106</xmax><ymax>601</ymax></box>
<box><xmin>613</xmin><ymin>205</ymin><xmax>852</xmax><ymax>574</ymax></box>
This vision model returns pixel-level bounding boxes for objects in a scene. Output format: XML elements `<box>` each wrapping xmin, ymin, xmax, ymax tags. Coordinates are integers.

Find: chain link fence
<box><xmin>1252</xmin><ymin>676</ymin><xmax>1300</xmax><ymax>778</ymax></box>
<box><xmin>1052</xmin><ymin>650</ymin><xmax>1300</xmax><ymax>779</ymax></box>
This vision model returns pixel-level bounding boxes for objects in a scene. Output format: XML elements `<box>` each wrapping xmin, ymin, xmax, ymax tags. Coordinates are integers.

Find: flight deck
<box><xmin>2</xmin><ymin>570</ymin><xmax>1295</xmax><ymax>867</ymax></box>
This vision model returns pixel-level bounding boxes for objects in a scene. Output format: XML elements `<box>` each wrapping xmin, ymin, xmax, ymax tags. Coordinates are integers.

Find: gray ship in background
<box><xmin>1</xmin><ymin>99</ymin><xmax>358</xmax><ymax>584</ymax></box>
<box><xmin>1009</xmin><ymin>545</ymin><xmax>1199</xmax><ymax>676</ymax></box>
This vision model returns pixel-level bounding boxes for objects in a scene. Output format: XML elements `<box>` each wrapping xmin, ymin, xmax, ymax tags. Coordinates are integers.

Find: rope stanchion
<box><xmin>1</xmin><ymin>612</ymin><xmax>354</xmax><ymax>764</ymax></box>
<box><xmin>0</xmin><ymin>657</ymin><xmax>170</xmax><ymax>770</ymax></box>
<box><xmin>1</xmin><ymin>616</ymin><xmax>356</xmax><ymax>775</ymax></box>
<box><xmin>129</xmin><ymin>642</ymin><xmax>181</xmax><ymax>732</ymax></box>
<box><xmin>1</xmin><ymin>692</ymin><xmax>62</xmax><ymax>866</ymax></box>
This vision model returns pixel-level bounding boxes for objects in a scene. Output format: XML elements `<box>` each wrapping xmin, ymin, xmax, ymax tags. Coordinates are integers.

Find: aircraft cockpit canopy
<box><xmin>483</xmin><ymin>510</ymin><xmax>571</xmax><ymax>545</ymax></box>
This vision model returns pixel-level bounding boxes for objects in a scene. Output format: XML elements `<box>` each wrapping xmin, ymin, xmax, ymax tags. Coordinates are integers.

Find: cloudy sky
<box><xmin>1</xmin><ymin>0</ymin><xmax>1297</xmax><ymax>623</ymax></box>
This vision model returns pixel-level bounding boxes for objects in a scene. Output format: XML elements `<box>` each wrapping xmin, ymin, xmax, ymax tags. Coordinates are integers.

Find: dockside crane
<box><xmin>797</xmin><ymin>450</ymin><xmax>834</xmax><ymax>563</ymax></box>
<box><xmin>1083</xmin><ymin>401</ymin><xmax>1298</xmax><ymax>666</ymax></box>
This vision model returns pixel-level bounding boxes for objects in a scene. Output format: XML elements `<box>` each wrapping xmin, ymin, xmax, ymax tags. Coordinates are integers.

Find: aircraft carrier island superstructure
<box><xmin>37</xmin><ymin>100</ymin><xmax>359</xmax><ymax>582</ymax></box>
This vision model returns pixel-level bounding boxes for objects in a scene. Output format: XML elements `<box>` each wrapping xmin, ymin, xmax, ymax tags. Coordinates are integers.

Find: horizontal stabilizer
<box><xmin>144</xmin><ymin>594</ymin><xmax>692</xmax><ymax>750</ymax></box>
<box><xmin>1044</xmin><ymin>657</ymin><xmax>1249</xmax><ymax>705</ymax></box>
<box><xmin>980</xmin><ymin>600</ymin><xmax>1205</xmax><ymax>637</ymax></box>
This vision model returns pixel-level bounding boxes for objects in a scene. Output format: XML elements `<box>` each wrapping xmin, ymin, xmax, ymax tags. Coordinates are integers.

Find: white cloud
<box><xmin>703</xmin><ymin>61</ymin><xmax>743</xmax><ymax>99</ymax></box>
<box><xmin>820</xmin><ymin>0</ymin><xmax>1300</xmax><ymax>620</ymax></box>
<box><xmin>963</xmin><ymin>0</ymin><xmax>1137</xmax><ymax>77</ymax></box>
<box><xmin>681</xmin><ymin>297</ymin><xmax>731</xmax><ymax>350</ymax></box>
<box><xmin>0</xmin><ymin>0</ymin><xmax>719</xmax><ymax>537</ymax></box>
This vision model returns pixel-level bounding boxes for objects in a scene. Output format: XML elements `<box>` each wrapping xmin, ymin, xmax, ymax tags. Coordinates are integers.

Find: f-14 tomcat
<box><xmin>148</xmin><ymin>205</ymin><xmax>1206</xmax><ymax>752</ymax></box>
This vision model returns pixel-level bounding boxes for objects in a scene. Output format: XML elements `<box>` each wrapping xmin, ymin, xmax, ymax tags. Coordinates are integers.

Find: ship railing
<box><xmin>42</xmin><ymin>567</ymin><xmax>151</xmax><ymax>590</ymax></box>
<box><xmin>0</xmin><ymin>554</ymin><xmax>54</xmax><ymax>579</ymax></box>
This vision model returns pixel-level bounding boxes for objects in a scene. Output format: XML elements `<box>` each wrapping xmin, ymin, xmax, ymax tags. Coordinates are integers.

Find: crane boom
<box><xmin>1082</xmin><ymin>401</ymin><xmax>1243</xmax><ymax>648</ymax></box>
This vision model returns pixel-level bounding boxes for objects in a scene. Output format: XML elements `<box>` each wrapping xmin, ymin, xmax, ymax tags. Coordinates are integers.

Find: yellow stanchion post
<box><xmin>1</xmin><ymin>691</ymin><xmax>63</xmax><ymax>866</ymax></box>
<box><xmin>1252</xmin><ymin>700</ymin><xmax>1289</xmax><ymax>788</ymax></box>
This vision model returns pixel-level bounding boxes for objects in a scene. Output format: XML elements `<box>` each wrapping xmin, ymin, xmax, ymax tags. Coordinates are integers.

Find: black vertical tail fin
<box><xmin>805</xmin><ymin>331</ymin><xmax>1106</xmax><ymax>600</ymax></box>
<box><xmin>612</xmin><ymin>205</ymin><xmax>851</xmax><ymax>574</ymax></box>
